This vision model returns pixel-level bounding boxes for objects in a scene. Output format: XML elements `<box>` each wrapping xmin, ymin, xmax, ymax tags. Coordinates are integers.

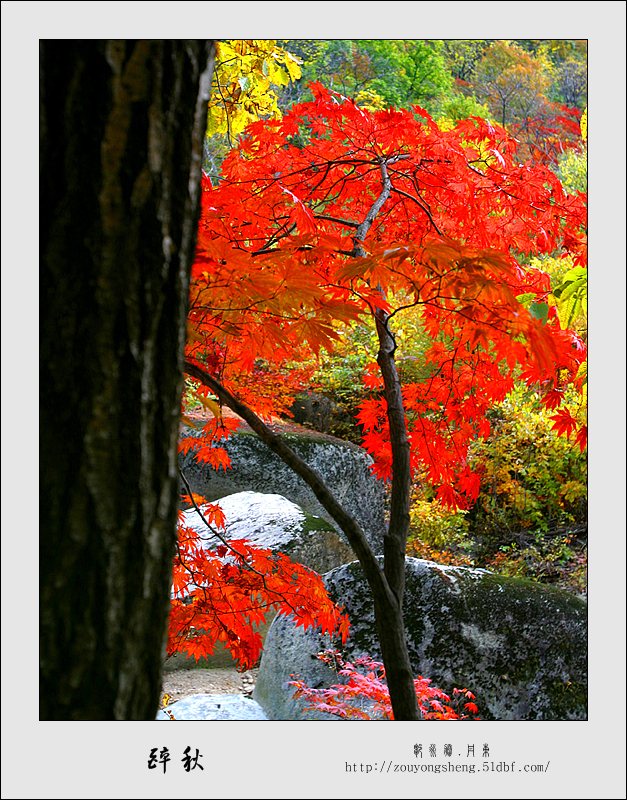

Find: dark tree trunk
<box><xmin>353</xmin><ymin>160</ymin><xmax>419</xmax><ymax>720</ymax></box>
<box><xmin>39</xmin><ymin>40</ymin><xmax>214</xmax><ymax>720</ymax></box>
<box><xmin>372</xmin><ymin>310</ymin><xmax>419</xmax><ymax>720</ymax></box>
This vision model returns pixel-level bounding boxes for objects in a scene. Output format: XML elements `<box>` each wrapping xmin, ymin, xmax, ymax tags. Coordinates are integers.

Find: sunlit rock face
<box><xmin>179</xmin><ymin>491</ymin><xmax>354</xmax><ymax>575</ymax></box>
<box><xmin>156</xmin><ymin>694</ymin><xmax>267</xmax><ymax>720</ymax></box>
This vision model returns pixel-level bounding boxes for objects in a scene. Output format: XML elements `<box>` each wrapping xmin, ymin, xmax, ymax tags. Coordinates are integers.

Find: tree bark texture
<box><xmin>40</xmin><ymin>40</ymin><xmax>214</xmax><ymax>720</ymax></box>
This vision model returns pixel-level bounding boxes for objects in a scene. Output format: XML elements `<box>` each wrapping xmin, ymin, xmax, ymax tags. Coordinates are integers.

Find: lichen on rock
<box><xmin>180</xmin><ymin>491</ymin><xmax>354</xmax><ymax>575</ymax></box>
<box><xmin>179</xmin><ymin>424</ymin><xmax>385</xmax><ymax>553</ymax></box>
<box><xmin>254</xmin><ymin>557</ymin><xmax>587</xmax><ymax>721</ymax></box>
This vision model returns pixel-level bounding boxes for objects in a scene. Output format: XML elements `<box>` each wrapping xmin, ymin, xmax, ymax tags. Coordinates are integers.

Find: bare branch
<box><xmin>354</xmin><ymin>159</ymin><xmax>393</xmax><ymax>246</ymax></box>
<box><xmin>314</xmin><ymin>213</ymin><xmax>360</xmax><ymax>228</ymax></box>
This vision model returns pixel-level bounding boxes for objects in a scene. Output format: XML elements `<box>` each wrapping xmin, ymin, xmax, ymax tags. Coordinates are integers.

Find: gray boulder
<box><xmin>254</xmin><ymin>558</ymin><xmax>587</xmax><ymax>721</ymax></box>
<box><xmin>156</xmin><ymin>693</ymin><xmax>267</xmax><ymax>720</ymax></box>
<box><xmin>179</xmin><ymin>423</ymin><xmax>385</xmax><ymax>553</ymax></box>
<box><xmin>180</xmin><ymin>491</ymin><xmax>354</xmax><ymax>575</ymax></box>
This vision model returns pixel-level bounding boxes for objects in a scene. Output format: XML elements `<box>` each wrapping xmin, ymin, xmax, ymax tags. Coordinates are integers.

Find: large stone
<box><xmin>180</xmin><ymin>491</ymin><xmax>354</xmax><ymax>575</ymax></box>
<box><xmin>179</xmin><ymin>423</ymin><xmax>385</xmax><ymax>553</ymax></box>
<box><xmin>254</xmin><ymin>558</ymin><xmax>587</xmax><ymax>721</ymax></box>
<box><xmin>156</xmin><ymin>694</ymin><xmax>267</xmax><ymax>720</ymax></box>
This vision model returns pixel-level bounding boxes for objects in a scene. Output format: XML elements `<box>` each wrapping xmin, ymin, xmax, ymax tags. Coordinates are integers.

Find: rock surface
<box><xmin>254</xmin><ymin>558</ymin><xmax>587</xmax><ymax>721</ymax></box>
<box><xmin>290</xmin><ymin>391</ymin><xmax>359</xmax><ymax>441</ymax></box>
<box><xmin>156</xmin><ymin>693</ymin><xmax>267</xmax><ymax>720</ymax></box>
<box><xmin>179</xmin><ymin>424</ymin><xmax>385</xmax><ymax>553</ymax></box>
<box><xmin>180</xmin><ymin>491</ymin><xmax>354</xmax><ymax>575</ymax></box>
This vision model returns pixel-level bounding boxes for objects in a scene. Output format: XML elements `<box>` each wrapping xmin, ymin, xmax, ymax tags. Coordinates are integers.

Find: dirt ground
<box><xmin>160</xmin><ymin>667</ymin><xmax>258</xmax><ymax>705</ymax></box>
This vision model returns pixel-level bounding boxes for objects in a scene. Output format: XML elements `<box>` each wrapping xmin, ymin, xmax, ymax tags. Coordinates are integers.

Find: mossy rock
<box><xmin>179</xmin><ymin>424</ymin><xmax>385</xmax><ymax>553</ymax></box>
<box><xmin>180</xmin><ymin>491</ymin><xmax>354</xmax><ymax>575</ymax></box>
<box><xmin>254</xmin><ymin>557</ymin><xmax>587</xmax><ymax>720</ymax></box>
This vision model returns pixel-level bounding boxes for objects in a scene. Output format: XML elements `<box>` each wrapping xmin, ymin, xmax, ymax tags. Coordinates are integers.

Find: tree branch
<box><xmin>352</xmin><ymin>160</ymin><xmax>412</xmax><ymax>606</ymax></box>
<box><xmin>354</xmin><ymin>160</ymin><xmax>394</xmax><ymax>245</ymax></box>
<box><xmin>389</xmin><ymin>185</ymin><xmax>443</xmax><ymax>236</ymax></box>
<box><xmin>314</xmin><ymin>213</ymin><xmax>360</xmax><ymax>228</ymax></box>
<box><xmin>183</xmin><ymin>359</ymin><xmax>393</xmax><ymax>605</ymax></box>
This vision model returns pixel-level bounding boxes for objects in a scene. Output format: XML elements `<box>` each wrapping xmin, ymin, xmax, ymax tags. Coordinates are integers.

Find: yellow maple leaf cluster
<box><xmin>580</xmin><ymin>107</ymin><xmax>587</xmax><ymax>143</ymax></box>
<box><xmin>208</xmin><ymin>39</ymin><xmax>302</xmax><ymax>139</ymax></box>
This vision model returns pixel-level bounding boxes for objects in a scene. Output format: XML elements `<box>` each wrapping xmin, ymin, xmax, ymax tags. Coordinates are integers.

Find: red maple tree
<box><xmin>173</xmin><ymin>85</ymin><xmax>586</xmax><ymax>720</ymax></box>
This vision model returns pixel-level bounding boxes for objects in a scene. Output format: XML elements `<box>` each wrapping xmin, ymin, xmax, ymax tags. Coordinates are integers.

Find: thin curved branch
<box><xmin>314</xmin><ymin>213</ymin><xmax>360</xmax><ymax>228</ymax></box>
<box><xmin>182</xmin><ymin>359</ymin><xmax>392</xmax><ymax>605</ymax></box>
<box><xmin>389</xmin><ymin>185</ymin><xmax>443</xmax><ymax>236</ymax></box>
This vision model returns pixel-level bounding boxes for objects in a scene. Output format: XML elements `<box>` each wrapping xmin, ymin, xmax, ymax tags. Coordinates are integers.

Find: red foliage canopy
<box><xmin>186</xmin><ymin>85</ymin><xmax>586</xmax><ymax>507</ymax></box>
<box><xmin>171</xmin><ymin>87</ymin><xmax>587</xmax><ymax>673</ymax></box>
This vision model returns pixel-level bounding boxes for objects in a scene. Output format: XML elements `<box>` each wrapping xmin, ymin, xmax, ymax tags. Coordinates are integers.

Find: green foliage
<box><xmin>515</xmin><ymin>41</ymin><xmax>587</xmax><ymax>107</ymax></box>
<box><xmin>407</xmin><ymin>495</ymin><xmax>473</xmax><ymax>566</ymax></box>
<box><xmin>515</xmin><ymin>39</ymin><xmax>587</xmax><ymax>63</ymax></box>
<box><xmin>296</xmin><ymin>321</ymin><xmax>376</xmax><ymax>442</ymax></box>
<box><xmin>443</xmin><ymin>39</ymin><xmax>587</xmax><ymax>111</ymax></box>
<box><xmin>555</xmin><ymin>107</ymin><xmax>587</xmax><ymax>194</ymax></box>
<box><xmin>442</xmin><ymin>40</ymin><xmax>490</xmax><ymax>81</ymax></box>
<box><xmin>298</xmin><ymin>301</ymin><xmax>438</xmax><ymax>441</ymax></box>
<box><xmin>526</xmin><ymin>253</ymin><xmax>587</xmax><ymax>338</ymax></box>
<box><xmin>279</xmin><ymin>39</ymin><xmax>456</xmax><ymax>116</ymax></box>
<box><xmin>466</xmin><ymin>385</ymin><xmax>587</xmax><ymax>550</ymax></box>
<box><xmin>435</xmin><ymin>94</ymin><xmax>490</xmax><ymax>125</ymax></box>
<box><xmin>472</xmin><ymin>40</ymin><xmax>551</xmax><ymax>128</ymax></box>
<box><xmin>486</xmin><ymin>536</ymin><xmax>587</xmax><ymax>595</ymax></box>
<box><xmin>359</xmin><ymin>39</ymin><xmax>454</xmax><ymax>110</ymax></box>
<box><xmin>553</xmin><ymin>58</ymin><xmax>587</xmax><ymax>107</ymax></box>
<box><xmin>393</xmin><ymin>304</ymin><xmax>439</xmax><ymax>384</ymax></box>
<box><xmin>552</xmin><ymin>266</ymin><xmax>587</xmax><ymax>331</ymax></box>
<box><xmin>272</xmin><ymin>39</ymin><xmax>585</xmax><ymax>134</ymax></box>
<box><xmin>407</xmin><ymin>383</ymin><xmax>587</xmax><ymax>593</ymax></box>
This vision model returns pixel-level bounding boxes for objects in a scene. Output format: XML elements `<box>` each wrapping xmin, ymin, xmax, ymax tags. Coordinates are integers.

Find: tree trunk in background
<box><xmin>40</xmin><ymin>40</ymin><xmax>214</xmax><ymax>720</ymax></box>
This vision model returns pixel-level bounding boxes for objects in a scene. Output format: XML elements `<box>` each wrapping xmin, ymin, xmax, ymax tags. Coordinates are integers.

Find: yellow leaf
<box><xmin>197</xmin><ymin>395</ymin><xmax>223</xmax><ymax>419</ymax></box>
<box><xmin>580</xmin><ymin>108</ymin><xmax>587</xmax><ymax>143</ymax></box>
<box><xmin>576</xmin><ymin>361</ymin><xmax>587</xmax><ymax>381</ymax></box>
<box><xmin>181</xmin><ymin>414</ymin><xmax>200</xmax><ymax>429</ymax></box>
<box><xmin>283</xmin><ymin>54</ymin><xmax>302</xmax><ymax>82</ymax></box>
<box><xmin>207</xmin><ymin>40</ymin><xmax>301</xmax><ymax>139</ymax></box>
